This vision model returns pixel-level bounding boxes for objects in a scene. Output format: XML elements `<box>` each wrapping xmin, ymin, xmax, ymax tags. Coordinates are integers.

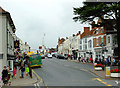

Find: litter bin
<box><xmin>106</xmin><ymin>66</ymin><xmax>110</xmax><ymax>77</ymax></box>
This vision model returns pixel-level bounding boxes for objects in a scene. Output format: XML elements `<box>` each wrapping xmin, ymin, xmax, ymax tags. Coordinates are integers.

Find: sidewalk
<box><xmin>68</xmin><ymin>59</ymin><xmax>120</xmax><ymax>80</ymax></box>
<box><xmin>2</xmin><ymin>67</ymin><xmax>38</xmax><ymax>87</ymax></box>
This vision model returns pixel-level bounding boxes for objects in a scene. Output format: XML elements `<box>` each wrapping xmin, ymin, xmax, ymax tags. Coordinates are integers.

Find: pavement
<box><xmin>1</xmin><ymin>67</ymin><xmax>43</xmax><ymax>88</ymax></box>
<box><xmin>68</xmin><ymin>59</ymin><xmax>120</xmax><ymax>80</ymax></box>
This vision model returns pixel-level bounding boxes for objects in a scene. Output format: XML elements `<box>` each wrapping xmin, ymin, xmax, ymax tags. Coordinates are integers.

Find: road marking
<box><xmin>115</xmin><ymin>81</ymin><xmax>120</xmax><ymax>84</ymax></box>
<box><xmin>92</xmin><ymin>78</ymin><xmax>112</xmax><ymax>86</ymax></box>
<box><xmin>101</xmin><ymin>82</ymin><xmax>107</xmax><ymax>84</ymax></box>
<box><xmin>33</xmin><ymin>70</ymin><xmax>49</xmax><ymax>88</ymax></box>
<box><xmin>32</xmin><ymin>70</ymin><xmax>43</xmax><ymax>83</ymax></box>
<box><xmin>106</xmin><ymin>85</ymin><xmax>112</xmax><ymax>86</ymax></box>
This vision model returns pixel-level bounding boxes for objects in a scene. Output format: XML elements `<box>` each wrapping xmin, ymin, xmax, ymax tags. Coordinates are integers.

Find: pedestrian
<box><xmin>0</xmin><ymin>76</ymin><xmax>2</xmax><ymax>87</ymax></box>
<box><xmin>78</xmin><ymin>57</ymin><xmax>81</xmax><ymax>62</ymax></box>
<box><xmin>99</xmin><ymin>58</ymin><xmax>102</xmax><ymax>64</ymax></box>
<box><xmin>19</xmin><ymin>64</ymin><xmax>25</xmax><ymax>78</ymax></box>
<box><xmin>25</xmin><ymin>66</ymin><xmax>29</xmax><ymax>77</ymax></box>
<box><xmin>2</xmin><ymin>66</ymin><xmax>8</xmax><ymax>85</ymax></box>
<box><xmin>86</xmin><ymin>57</ymin><xmax>89</xmax><ymax>63</ymax></box>
<box><xmin>7</xmin><ymin>66</ymin><xmax>11</xmax><ymax>86</ymax></box>
<box><xmin>13</xmin><ymin>67</ymin><xmax>17</xmax><ymax>79</ymax></box>
<box><xmin>89</xmin><ymin>57</ymin><xmax>92</xmax><ymax>63</ymax></box>
<box><xmin>28</xmin><ymin>65</ymin><xmax>32</xmax><ymax>78</ymax></box>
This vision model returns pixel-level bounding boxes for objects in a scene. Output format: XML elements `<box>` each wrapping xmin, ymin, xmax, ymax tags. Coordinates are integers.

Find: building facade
<box><xmin>0</xmin><ymin>7</ymin><xmax>16</xmax><ymax>75</ymax></box>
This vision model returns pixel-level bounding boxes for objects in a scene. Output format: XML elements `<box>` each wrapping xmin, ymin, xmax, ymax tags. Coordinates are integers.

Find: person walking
<box><xmin>28</xmin><ymin>66</ymin><xmax>32</xmax><ymax>78</ymax></box>
<box><xmin>13</xmin><ymin>67</ymin><xmax>17</xmax><ymax>79</ymax></box>
<box><xmin>19</xmin><ymin>64</ymin><xmax>25</xmax><ymax>78</ymax></box>
<box><xmin>7</xmin><ymin>66</ymin><xmax>12</xmax><ymax>86</ymax></box>
<box><xmin>25</xmin><ymin>66</ymin><xmax>29</xmax><ymax>77</ymax></box>
<box><xmin>2</xmin><ymin>66</ymin><xmax>8</xmax><ymax>85</ymax></box>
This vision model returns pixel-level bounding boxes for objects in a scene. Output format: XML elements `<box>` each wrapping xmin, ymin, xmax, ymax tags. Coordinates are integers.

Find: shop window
<box><xmin>8</xmin><ymin>60</ymin><xmax>13</xmax><ymax>71</ymax></box>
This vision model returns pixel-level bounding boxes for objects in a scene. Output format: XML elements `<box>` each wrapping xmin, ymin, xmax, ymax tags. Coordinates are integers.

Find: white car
<box><xmin>48</xmin><ymin>54</ymin><xmax>52</xmax><ymax>58</ymax></box>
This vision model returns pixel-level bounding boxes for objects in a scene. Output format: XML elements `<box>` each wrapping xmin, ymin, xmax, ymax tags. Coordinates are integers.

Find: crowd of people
<box><xmin>68</xmin><ymin>55</ymin><xmax>120</xmax><ymax>67</ymax></box>
<box><xmin>1</xmin><ymin>56</ymin><xmax>32</xmax><ymax>86</ymax></box>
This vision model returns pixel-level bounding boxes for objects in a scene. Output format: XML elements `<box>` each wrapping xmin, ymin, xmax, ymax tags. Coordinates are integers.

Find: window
<box><xmin>80</xmin><ymin>40</ymin><xmax>82</xmax><ymax>44</ymax></box>
<box><xmin>96</xmin><ymin>38</ymin><xmax>99</xmax><ymax>46</ymax></box>
<box><xmin>85</xmin><ymin>38</ymin><xmax>87</xmax><ymax>43</ymax></box>
<box><xmin>101</xmin><ymin>27</ymin><xmax>104</xmax><ymax>33</ymax></box>
<box><xmin>108</xmin><ymin>36</ymin><xmax>110</xmax><ymax>43</ymax></box>
<box><xmin>88</xmin><ymin>40</ymin><xmax>92</xmax><ymax>48</ymax></box>
<box><xmin>85</xmin><ymin>45</ymin><xmax>87</xmax><ymax>49</ymax></box>
<box><xmin>101</xmin><ymin>37</ymin><xmax>104</xmax><ymax>42</ymax></box>
<box><xmin>113</xmin><ymin>35</ymin><xmax>117</xmax><ymax>45</ymax></box>
<box><xmin>96</xmin><ymin>28</ymin><xmax>99</xmax><ymax>34</ymax></box>
<box><xmin>80</xmin><ymin>46</ymin><xmax>82</xmax><ymax>50</ymax></box>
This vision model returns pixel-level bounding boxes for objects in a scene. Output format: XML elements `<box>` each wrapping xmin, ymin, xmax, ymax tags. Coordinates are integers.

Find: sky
<box><xmin>0</xmin><ymin>0</ymin><xmax>90</xmax><ymax>49</ymax></box>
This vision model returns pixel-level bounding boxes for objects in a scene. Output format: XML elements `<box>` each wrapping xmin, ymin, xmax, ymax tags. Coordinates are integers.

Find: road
<box><xmin>33</xmin><ymin>57</ymin><xmax>118</xmax><ymax>87</ymax></box>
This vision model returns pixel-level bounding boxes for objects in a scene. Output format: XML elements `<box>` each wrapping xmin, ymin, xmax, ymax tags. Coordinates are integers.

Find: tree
<box><xmin>73</xmin><ymin>2</ymin><xmax>120</xmax><ymax>59</ymax></box>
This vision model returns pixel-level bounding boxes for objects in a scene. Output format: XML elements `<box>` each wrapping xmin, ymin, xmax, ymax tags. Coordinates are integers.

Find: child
<box><xmin>25</xmin><ymin>66</ymin><xmax>29</xmax><ymax>77</ymax></box>
<box><xmin>13</xmin><ymin>67</ymin><xmax>17</xmax><ymax>79</ymax></box>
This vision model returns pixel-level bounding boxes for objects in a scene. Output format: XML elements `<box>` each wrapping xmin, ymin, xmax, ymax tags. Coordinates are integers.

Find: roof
<box><xmin>0</xmin><ymin>7</ymin><xmax>16</xmax><ymax>33</ymax></box>
<box><xmin>80</xmin><ymin>27</ymin><xmax>93</xmax><ymax>39</ymax></box>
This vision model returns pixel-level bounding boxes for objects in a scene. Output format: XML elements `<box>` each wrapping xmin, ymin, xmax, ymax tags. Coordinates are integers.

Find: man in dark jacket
<box><xmin>2</xmin><ymin>66</ymin><xmax>8</xmax><ymax>85</ymax></box>
<box><xmin>19</xmin><ymin>64</ymin><xmax>25</xmax><ymax>78</ymax></box>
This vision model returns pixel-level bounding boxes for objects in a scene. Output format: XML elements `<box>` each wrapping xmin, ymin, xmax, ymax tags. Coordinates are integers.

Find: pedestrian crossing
<box><xmin>34</xmin><ymin>83</ymin><xmax>41</xmax><ymax>88</ymax></box>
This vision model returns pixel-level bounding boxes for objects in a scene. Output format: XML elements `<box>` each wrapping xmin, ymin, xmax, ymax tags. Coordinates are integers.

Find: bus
<box><xmin>28</xmin><ymin>54</ymin><xmax>42</xmax><ymax>67</ymax></box>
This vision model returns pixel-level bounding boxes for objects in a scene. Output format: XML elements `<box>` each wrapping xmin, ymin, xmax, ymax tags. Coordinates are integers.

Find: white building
<box><xmin>0</xmin><ymin>7</ymin><xmax>16</xmax><ymax>74</ymax></box>
<box><xmin>62</xmin><ymin>38</ymin><xmax>69</xmax><ymax>56</ymax></box>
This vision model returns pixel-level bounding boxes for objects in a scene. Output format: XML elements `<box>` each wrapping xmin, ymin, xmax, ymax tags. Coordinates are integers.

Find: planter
<box><xmin>94</xmin><ymin>67</ymin><xmax>102</xmax><ymax>71</ymax></box>
<box><xmin>111</xmin><ymin>73</ymin><xmax>120</xmax><ymax>77</ymax></box>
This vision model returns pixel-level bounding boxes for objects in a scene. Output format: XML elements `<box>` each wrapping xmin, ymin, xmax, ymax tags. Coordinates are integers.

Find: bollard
<box><xmin>106</xmin><ymin>66</ymin><xmax>110</xmax><ymax>77</ymax></box>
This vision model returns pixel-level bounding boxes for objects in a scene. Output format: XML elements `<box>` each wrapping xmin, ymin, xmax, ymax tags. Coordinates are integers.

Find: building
<box><xmin>62</xmin><ymin>37</ymin><xmax>69</xmax><ymax>56</ymax></box>
<box><xmin>24</xmin><ymin>42</ymin><xmax>30</xmax><ymax>54</ymax></box>
<box><xmin>58</xmin><ymin>38</ymin><xmax>65</xmax><ymax>54</ymax></box>
<box><xmin>0</xmin><ymin>7</ymin><xmax>16</xmax><ymax>74</ymax></box>
<box><xmin>75</xmin><ymin>31</ymin><xmax>81</xmax><ymax>58</ymax></box>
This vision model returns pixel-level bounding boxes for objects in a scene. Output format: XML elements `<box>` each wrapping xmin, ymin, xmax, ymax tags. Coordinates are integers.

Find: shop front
<box><xmin>7</xmin><ymin>54</ymin><xmax>15</xmax><ymax>71</ymax></box>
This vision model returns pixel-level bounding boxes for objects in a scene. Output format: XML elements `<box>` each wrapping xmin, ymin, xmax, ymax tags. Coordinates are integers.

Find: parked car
<box><xmin>48</xmin><ymin>54</ymin><xmax>52</xmax><ymax>58</ymax></box>
<box><xmin>57</xmin><ymin>54</ymin><xmax>68</xmax><ymax>59</ymax></box>
<box><xmin>41</xmin><ymin>54</ymin><xmax>45</xmax><ymax>59</ymax></box>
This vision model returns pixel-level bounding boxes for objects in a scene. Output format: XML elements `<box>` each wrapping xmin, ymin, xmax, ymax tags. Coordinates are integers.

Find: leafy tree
<box><xmin>73</xmin><ymin>2</ymin><xmax>120</xmax><ymax>59</ymax></box>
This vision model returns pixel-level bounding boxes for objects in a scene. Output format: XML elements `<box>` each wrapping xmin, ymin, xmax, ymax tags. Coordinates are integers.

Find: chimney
<box><xmin>25</xmin><ymin>42</ymin><xmax>27</xmax><ymax>45</ymax></box>
<box><xmin>84</xmin><ymin>27</ymin><xmax>90</xmax><ymax>33</ymax></box>
<box><xmin>73</xmin><ymin>34</ymin><xmax>75</xmax><ymax>37</ymax></box>
<box><xmin>78</xmin><ymin>31</ymin><xmax>81</xmax><ymax>34</ymax></box>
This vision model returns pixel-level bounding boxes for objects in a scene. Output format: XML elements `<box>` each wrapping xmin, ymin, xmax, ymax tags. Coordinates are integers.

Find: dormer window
<box><xmin>96</xmin><ymin>28</ymin><xmax>99</xmax><ymax>34</ymax></box>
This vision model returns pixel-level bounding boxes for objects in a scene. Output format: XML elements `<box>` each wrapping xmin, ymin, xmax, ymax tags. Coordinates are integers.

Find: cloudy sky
<box><xmin>0</xmin><ymin>0</ymin><xmax>90</xmax><ymax>49</ymax></box>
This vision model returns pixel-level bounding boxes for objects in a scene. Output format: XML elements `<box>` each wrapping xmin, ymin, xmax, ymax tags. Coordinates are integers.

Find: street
<box><xmin>33</xmin><ymin>57</ymin><xmax>118</xmax><ymax>87</ymax></box>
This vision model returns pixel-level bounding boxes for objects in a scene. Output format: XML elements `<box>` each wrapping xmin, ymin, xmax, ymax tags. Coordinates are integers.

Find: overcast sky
<box><xmin>0</xmin><ymin>0</ymin><xmax>90</xmax><ymax>49</ymax></box>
